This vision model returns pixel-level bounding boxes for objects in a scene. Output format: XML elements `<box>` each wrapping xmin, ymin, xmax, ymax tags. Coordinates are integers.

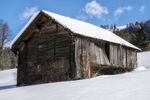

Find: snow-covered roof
<box><xmin>10</xmin><ymin>10</ymin><xmax>140</xmax><ymax>50</ymax></box>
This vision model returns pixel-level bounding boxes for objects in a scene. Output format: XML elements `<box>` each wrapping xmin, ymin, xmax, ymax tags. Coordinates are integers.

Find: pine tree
<box><xmin>131</xmin><ymin>24</ymin><xmax>148</xmax><ymax>50</ymax></box>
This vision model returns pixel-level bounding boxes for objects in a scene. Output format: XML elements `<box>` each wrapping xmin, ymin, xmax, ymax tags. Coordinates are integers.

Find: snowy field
<box><xmin>0</xmin><ymin>51</ymin><xmax>150</xmax><ymax>100</ymax></box>
<box><xmin>0</xmin><ymin>68</ymin><xmax>16</xmax><ymax>90</ymax></box>
<box><xmin>138</xmin><ymin>51</ymin><xmax>150</xmax><ymax>69</ymax></box>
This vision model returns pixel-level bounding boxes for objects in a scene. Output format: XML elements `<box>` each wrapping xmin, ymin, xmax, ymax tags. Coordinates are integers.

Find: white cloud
<box><xmin>114</xmin><ymin>6</ymin><xmax>132</xmax><ymax>18</ymax></box>
<box><xmin>84</xmin><ymin>0</ymin><xmax>108</xmax><ymax>18</ymax></box>
<box><xmin>20</xmin><ymin>7</ymin><xmax>38</xmax><ymax>20</ymax></box>
<box><xmin>139</xmin><ymin>5</ymin><xmax>145</xmax><ymax>13</ymax></box>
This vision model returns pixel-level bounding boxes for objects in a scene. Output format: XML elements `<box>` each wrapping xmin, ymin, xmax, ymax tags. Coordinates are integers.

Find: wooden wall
<box><xmin>109</xmin><ymin>44</ymin><xmax>137</xmax><ymax>68</ymax></box>
<box><xmin>74</xmin><ymin>37</ymin><xmax>110</xmax><ymax>78</ymax></box>
<box><xmin>17</xmin><ymin>15</ymin><xmax>75</xmax><ymax>86</ymax></box>
<box><xmin>74</xmin><ymin>37</ymin><xmax>137</xmax><ymax>78</ymax></box>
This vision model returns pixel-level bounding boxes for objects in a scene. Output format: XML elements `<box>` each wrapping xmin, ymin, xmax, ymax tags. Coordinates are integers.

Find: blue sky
<box><xmin>0</xmin><ymin>0</ymin><xmax>150</xmax><ymax>39</ymax></box>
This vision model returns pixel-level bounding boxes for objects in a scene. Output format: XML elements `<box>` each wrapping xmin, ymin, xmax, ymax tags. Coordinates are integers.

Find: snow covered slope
<box><xmin>0</xmin><ymin>69</ymin><xmax>150</xmax><ymax>100</ymax></box>
<box><xmin>0</xmin><ymin>51</ymin><xmax>150</xmax><ymax>100</ymax></box>
<box><xmin>0</xmin><ymin>69</ymin><xmax>16</xmax><ymax>89</ymax></box>
<box><xmin>138</xmin><ymin>51</ymin><xmax>150</xmax><ymax>69</ymax></box>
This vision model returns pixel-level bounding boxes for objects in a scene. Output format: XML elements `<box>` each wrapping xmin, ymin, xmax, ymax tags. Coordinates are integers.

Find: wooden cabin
<box><xmin>11</xmin><ymin>10</ymin><xmax>140</xmax><ymax>86</ymax></box>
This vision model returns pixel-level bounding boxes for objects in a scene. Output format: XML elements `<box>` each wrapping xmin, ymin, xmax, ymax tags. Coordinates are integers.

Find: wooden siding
<box><xmin>109</xmin><ymin>44</ymin><xmax>137</xmax><ymax>68</ymax></box>
<box><xmin>74</xmin><ymin>37</ymin><xmax>137</xmax><ymax>78</ymax></box>
<box><xmin>17</xmin><ymin>16</ymin><xmax>75</xmax><ymax>86</ymax></box>
<box><xmin>75</xmin><ymin>37</ymin><xmax>110</xmax><ymax>78</ymax></box>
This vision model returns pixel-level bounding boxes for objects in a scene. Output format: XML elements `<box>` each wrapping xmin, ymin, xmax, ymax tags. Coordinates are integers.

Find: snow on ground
<box><xmin>137</xmin><ymin>51</ymin><xmax>150</xmax><ymax>69</ymax></box>
<box><xmin>0</xmin><ymin>69</ymin><xmax>17</xmax><ymax>90</ymax></box>
<box><xmin>0</xmin><ymin>52</ymin><xmax>150</xmax><ymax>100</ymax></box>
<box><xmin>0</xmin><ymin>69</ymin><xmax>150</xmax><ymax>100</ymax></box>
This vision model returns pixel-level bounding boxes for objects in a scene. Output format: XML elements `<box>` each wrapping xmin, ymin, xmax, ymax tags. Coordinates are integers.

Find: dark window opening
<box><xmin>36</xmin><ymin>24</ymin><xmax>42</xmax><ymax>30</ymax></box>
<box><xmin>105</xmin><ymin>43</ymin><xmax>110</xmax><ymax>61</ymax></box>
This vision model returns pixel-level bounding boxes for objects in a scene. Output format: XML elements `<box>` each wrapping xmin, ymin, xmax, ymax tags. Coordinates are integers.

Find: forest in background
<box><xmin>100</xmin><ymin>19</ymin><xmax>150</xmax><ymax>51</ymax></box>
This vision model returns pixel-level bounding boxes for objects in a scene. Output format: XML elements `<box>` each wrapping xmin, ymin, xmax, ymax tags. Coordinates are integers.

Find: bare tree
<box><xmin>0</xmin><ymin>20</ymin><xmax>16</xmax><ymax>70</ymax></box>
<box><xmin>0</xmin><ymin>20</ymin><xmax>9</xmax><ymax>56</ymax></box>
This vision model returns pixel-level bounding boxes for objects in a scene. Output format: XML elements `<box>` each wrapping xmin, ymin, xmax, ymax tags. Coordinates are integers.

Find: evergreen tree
<box><xmin>131</xmin><ymin>24</ymin><xmax>148</xmax><ymax>50</ymax></box>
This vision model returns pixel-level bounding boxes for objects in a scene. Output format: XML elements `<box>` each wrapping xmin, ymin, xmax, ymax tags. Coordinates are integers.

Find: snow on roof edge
<box><xmin>42</xmin><ymin>10</ymin><xmax>140</xmax><ymax>50</ymax></box>
<box><xmin>10</xmin><ymin>10</ymin><xmax>141</xmax><ymax>51</ymax></box>
<box><xmin>10</xmin><ymin>11</ymin><xmax>41</xmax><ymax>48</ymax></box>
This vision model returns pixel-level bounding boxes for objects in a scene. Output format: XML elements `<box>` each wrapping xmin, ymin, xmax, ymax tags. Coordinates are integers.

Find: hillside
<box><xmin>0</xmin><ymin>51</ymin><xmax>150</xmax><ymax>100</ymax></box>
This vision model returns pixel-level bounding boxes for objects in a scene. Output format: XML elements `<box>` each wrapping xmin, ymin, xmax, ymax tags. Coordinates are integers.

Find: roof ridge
<box><xmin>10</xmin><ymin>10</ymin><xmax>141</xmax><ymax>50</ymax></box>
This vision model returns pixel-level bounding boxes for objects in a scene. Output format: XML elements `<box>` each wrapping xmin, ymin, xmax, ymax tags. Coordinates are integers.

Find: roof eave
<box><xmin>10</xmin><ymin>11</ymin><xmax>41</xmax><ymax>49</ymax></box>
